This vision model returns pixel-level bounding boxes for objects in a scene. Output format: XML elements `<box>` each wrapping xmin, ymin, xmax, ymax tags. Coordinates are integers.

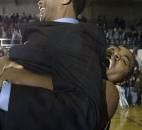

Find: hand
<box><xmin>0</xmin><ymin>56</ymin><xmax>24</xmax><ymax>87</ymax></box>
<box><xmin>0</xmin><ymin>56</ymin><xmax>23</xmax><ymax>76</ymax></box>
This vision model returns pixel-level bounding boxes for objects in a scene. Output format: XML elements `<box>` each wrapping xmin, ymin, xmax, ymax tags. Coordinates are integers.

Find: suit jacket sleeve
<box><xmin>9</xmin><ymin>23</ymin><xmax>106</xmax><ymax>76</ymax></box>
<box><xmin>9</xmin><ymin>33</ymin><xmax>53</xmax><ymax>74</ymax></box>
<box><xmin>3</xmin><ymin>84</ymin><xmax>98</xmax><ymax>130</ymax></box>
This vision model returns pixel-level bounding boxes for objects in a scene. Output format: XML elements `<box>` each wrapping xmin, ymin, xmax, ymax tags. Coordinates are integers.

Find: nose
<box><xmin>114</xmin><ymin>54</ymin><xmax>121</xmax><ymax>61</ymax></box>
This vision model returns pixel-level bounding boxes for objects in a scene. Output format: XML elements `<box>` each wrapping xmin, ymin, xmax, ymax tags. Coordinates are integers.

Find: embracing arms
<box><xmin>0</xmin><ymin>56</ymin><xmax>53</xmax><ymax>90</ymax></box>
<box><xmin>0</xmin><ymin>56</ymin><xmax>119</xmax><ymax>119</ymax></box>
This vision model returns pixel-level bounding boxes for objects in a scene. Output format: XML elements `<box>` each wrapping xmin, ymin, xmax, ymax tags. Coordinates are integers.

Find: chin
<box><xmin>107</xmin><ymin>76</ymin><xmax>122</xmax><ymax>84</ymax></box>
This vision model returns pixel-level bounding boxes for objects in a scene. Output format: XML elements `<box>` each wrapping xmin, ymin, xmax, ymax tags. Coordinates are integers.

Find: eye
<box><xmin>121</xmin><ymin>56</ymin><xmax>129</xmax><ymax>66</ymax></box>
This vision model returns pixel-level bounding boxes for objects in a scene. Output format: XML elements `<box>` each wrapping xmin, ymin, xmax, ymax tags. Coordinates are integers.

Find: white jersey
<box><xmin>116</xmin><ymin>85</ymin><xmax>129</xmax><ymax>108</ymax></box>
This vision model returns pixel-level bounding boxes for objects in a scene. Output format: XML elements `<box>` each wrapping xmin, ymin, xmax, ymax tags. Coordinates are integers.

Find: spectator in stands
<box><xmin>135</xmin><ymin>69</ymin><xmax>142</xmax><ymax>105</ymax></box>
<box><xmin>112</xmin><ymin>28</ymin><xmax>120</xmax><ymax>45</ymax></box>
<box><xmin>129</xmin><ymin>64</ymin><xmax>139</xmax><ymax>106</ymax></box>
<box><xmin>0</xmin><ymin>49</ymin><xmax>4</xmax><ymax>57</ymax></box>
<box><xmin>11</xmin><ymin>28</ymin><xmax>22</xmax><ymax>44</ymax></box>
<box><xmin>1</xmin><ymin>26</ymin><xmax>7</xmax><ymax>38</ymax></box>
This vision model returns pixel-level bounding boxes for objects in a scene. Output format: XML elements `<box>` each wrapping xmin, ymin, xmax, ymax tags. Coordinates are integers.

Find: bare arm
<box><xmin>0</xmin><ymin>68</ymin><xmax>53</xmax><ymax>90</ymax></box>
<box><xmin>104</xmin><ymin>80</ymin><xmax>119</xmax><ymax>119</ymax></box>
<box><xmin>0</xmin><ymin>56</ymin><xmax>53</xmax><ymax>90</ymax></box>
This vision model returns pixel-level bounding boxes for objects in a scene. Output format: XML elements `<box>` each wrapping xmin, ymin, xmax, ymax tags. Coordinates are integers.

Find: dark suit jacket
<box><xmin>0</xmin><ymin>22</ymin><xmax>108</xmax><ymax>130</ymax></box>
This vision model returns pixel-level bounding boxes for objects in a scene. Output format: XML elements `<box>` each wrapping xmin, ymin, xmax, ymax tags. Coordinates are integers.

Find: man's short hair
<box><xmin>72</xmin><ymin>0</ymin><xmax>86</xmax><ymax>15</ymax></box>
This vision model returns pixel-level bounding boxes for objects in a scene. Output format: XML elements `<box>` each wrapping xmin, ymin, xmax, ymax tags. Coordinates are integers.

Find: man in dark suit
<box><xmin>0</xmin><ymin>0</ymin><xmax>134</xmax><ymax>130</ymax></box>
<box><xmin>0</xmin><ymin>0</ymin><xmax>109</xmax><ymax>130</ymax></box>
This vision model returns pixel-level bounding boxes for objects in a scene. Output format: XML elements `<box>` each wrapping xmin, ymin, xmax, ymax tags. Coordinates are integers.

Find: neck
<box><xmin>59</xmin><ymin>5</ymin><xmax>76</xmax><ymax>19</ymax></box>
<box><xmin>45</xmin><ymin>2</ymin><xmax>76</xmax><ymax>21</ymax></box>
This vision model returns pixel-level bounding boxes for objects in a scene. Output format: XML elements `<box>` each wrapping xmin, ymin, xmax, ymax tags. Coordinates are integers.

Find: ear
<box><xmin>60</xmin><ymin>0</ymin><xmax>72</xmax><ymax>5</ymax></box>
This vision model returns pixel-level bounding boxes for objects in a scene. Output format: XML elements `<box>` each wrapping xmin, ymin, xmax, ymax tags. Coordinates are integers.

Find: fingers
<box><xmin>5</xmin><ymin>62</ymin><xmax>24</xmax><ymax>70</ymax></box>
<box><xmin>0</xmin><ymin>56</ymin><xmax>24</xmax><ymax>77</ymax></box>
<box><xmin>0</xmin><ymin>62</ymin><xmax>24</xmax><ymax>77</ymax></box>
<box><xmin>0</xmin><ymin>56</ymin><xmax>9</xmax><ymax>76</ymax></box>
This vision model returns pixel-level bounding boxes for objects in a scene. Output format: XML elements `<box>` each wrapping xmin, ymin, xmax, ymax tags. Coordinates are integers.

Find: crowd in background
<box><xmin>0</xmin><ymin>12</ymin><xmax>36</xmax><ymax>25</ymax></box>
<box><xmin>0</xmin><ymin>13</ymin><xmax>142</xmax><ymax>48</ymax></box>
<box><xmin>95</xmin><ymin>16</ymin><xmax>142</xmax><ymax>48</ymax></box>
<box><xmin>0</xmin><ymin>12</ymin><xmax>37</xmax><ymax>39</ymax></box>
<box><xmin>121</xmin><ymin>65</ymin><xmax>142</xmax><ymax>107</ymax></box>
<box><xmin>0</xmin><ymin>12</ymin><xmax>37</xmax><ymax>55</ymax></box>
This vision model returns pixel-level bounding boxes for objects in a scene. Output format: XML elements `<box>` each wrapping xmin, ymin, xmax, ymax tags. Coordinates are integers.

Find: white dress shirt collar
<box><xmin>54</xmin><ymin>17</ymin><xmax>79</xmax><ymax>24</ymax></box>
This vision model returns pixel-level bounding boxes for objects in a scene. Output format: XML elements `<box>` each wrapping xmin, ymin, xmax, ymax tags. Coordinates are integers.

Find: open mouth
<box><xmin>104</xmin><ymin>58</ymin><xmax>110</xmax><ymax>68</ymax></box>
<box><xmin>103</xmin><ymin>57</ymin><xmax>113</xmax><ymax>69</ymax></box>
<box><xmin>103</xmin><ymin>51</ymin><xmax>113</xmax><ymax>69</ymax></box>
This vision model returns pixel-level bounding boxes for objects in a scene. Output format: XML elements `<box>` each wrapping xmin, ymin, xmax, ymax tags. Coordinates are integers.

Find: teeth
<box><xmin>40</xmin><ymin>8</ymin><xmax>45</xmax><ymax>11</ymax></box>
<box><xmin>39</xmin><ymin>8</ymin><xmax>45</xmax><ymax>16</ymax></box>
<box><xmin>109</xmin><ymin>59</ymin><xmax>112</xmax><ymax>69</ymax></box>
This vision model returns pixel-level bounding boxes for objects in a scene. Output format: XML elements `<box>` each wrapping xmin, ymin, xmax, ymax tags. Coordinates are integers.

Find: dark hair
<box><xmin>72</xmin><ymin>0</ymin><xmax>86</xmax><ymax>15</ymax></box>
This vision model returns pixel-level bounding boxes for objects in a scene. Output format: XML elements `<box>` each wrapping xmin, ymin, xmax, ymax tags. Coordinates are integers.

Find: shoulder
<box><xmin>104</xmin><ymin>80</ymin><xmax>119</xmax><ymax>119</ymax></box>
